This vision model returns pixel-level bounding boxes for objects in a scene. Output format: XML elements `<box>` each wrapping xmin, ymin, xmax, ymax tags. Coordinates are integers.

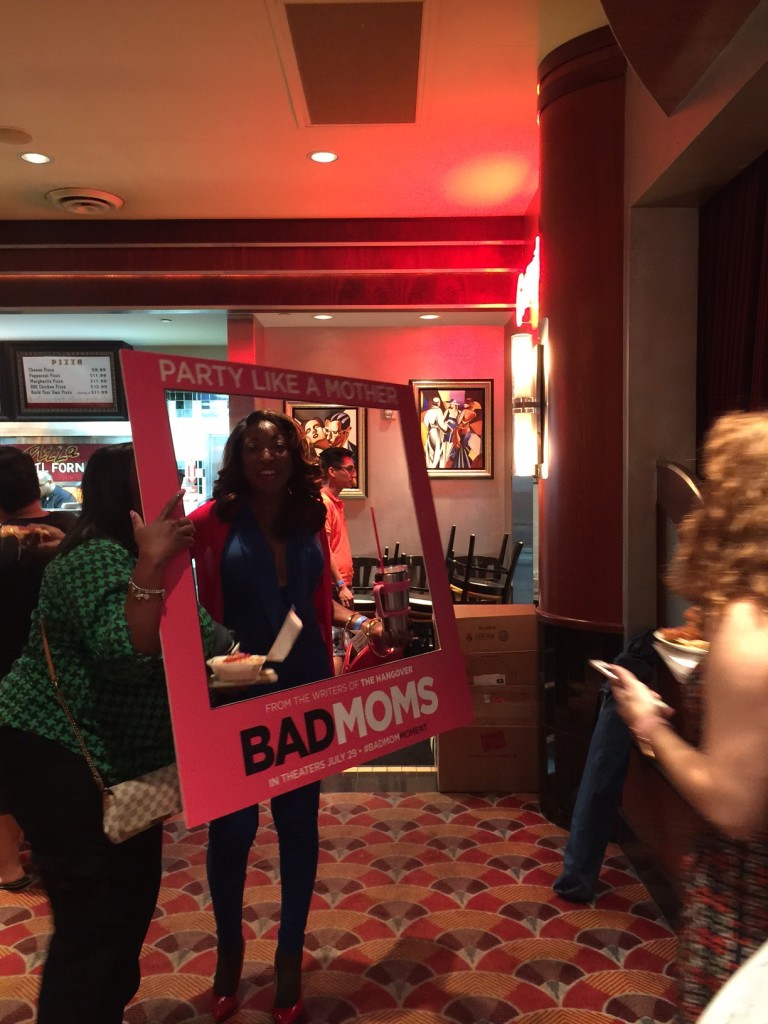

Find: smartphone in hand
<box><xmin>589</xmin><ymin>659</ymin><xmax>619</xmax><ymax>680</ymax></box>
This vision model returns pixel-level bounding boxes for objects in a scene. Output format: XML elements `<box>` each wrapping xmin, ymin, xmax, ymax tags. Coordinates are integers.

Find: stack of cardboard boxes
<box><xmin>436</xmin><ymin>604</ymin><xmax>539</xmax><ymax>792</ymax></box>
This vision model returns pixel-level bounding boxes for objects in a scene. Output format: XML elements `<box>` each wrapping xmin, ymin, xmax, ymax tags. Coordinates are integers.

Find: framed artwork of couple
<box><xmin>285</xmin><ymin>402</ymin><xmax>367</xmax><ymax>497</ymax></box>
<box><xmin>412</xmin><ymin>379</ymin><xmax>493</xmax><ymax>479</ymax></box>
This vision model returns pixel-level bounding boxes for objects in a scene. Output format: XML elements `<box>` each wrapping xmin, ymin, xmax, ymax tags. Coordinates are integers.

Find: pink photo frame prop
<box><xmin>121</xmin><ymin>350</ymin><xmax>472</xmax><ymax>826</ymax></box>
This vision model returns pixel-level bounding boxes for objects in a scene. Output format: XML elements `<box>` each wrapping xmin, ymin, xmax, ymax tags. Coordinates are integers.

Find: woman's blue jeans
<box><xmin>553</xmin><ymin>689</ymin><xmax>632</xmax><ymax>902</ymax></box>
<box><xmin>207</xmin><ymin>780</ymin><xmax>321</xmax><ymax>953</ymax></box>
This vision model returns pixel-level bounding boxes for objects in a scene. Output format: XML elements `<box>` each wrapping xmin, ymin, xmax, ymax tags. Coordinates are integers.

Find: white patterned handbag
<box><xmin>101</xmin><ymin>764</ymin><xmax>180</xmax><ymax>843</ymax></box>
<box><xmin>41</xmin><ymin>619</ymin><xmax>181</xmax><ymax>844</ymax></box>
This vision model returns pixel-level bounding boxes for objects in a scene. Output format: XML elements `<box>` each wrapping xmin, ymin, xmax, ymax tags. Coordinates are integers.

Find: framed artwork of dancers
<box><xmin>411</xmin><ymin>379</ymin><xmax>493</xmax><ymax>479</ymax></box>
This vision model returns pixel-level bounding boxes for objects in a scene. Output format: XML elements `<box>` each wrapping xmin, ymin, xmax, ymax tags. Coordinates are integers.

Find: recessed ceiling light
<box><xmin>313</xmin><ymin>314</ymin><xmax>333</xmax><ymax>320</ymax></box>
<box><xmin>308</xmin><ymin>151</ymin><xmax>338</xmax><ymax>164</ymax></box>
<box><xmin>419</xmin><ymin>314</ymin><xmax>440</xmax><ymax>320</ymax></box>
<box><xmin>160</xmin><ymin>318</ymin><xmax>172</xmax><ymax>323</ymax></box>
<box><xmin>20</xmin><ymin>152</ymin><xmax>52</xmax><ymax>164</ymax></box>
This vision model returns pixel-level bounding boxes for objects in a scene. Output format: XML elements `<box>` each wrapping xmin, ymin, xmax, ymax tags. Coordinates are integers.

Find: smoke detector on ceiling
<box><xmin>45</xmin><ymin>188</ymin><xmax>124</xmax><ymax>215</ymax></box>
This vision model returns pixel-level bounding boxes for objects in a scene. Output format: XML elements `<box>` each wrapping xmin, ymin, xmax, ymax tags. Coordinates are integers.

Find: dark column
<box><xmin>536</xmin><ymin>28</ymin><xmax>627</xmax><ymax>825</ymax></box>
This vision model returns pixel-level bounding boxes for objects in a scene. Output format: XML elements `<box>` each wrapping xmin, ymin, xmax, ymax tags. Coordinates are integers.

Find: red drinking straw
<box><xmin>370</xmin><ymin>507</ymin><xmax>385</xmax><ymax>572</ymax></box>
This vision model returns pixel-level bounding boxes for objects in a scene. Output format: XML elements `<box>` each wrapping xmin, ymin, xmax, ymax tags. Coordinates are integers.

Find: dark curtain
<box><xmin>697</xmin><ymin>149</ymin><xmax>768</xmax><ymax>447</ymax></box>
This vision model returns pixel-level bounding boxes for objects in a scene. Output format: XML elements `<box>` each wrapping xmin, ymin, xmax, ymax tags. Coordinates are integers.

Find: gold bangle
<box><xmin>128</xmin><ymin>577</ymin><xmax>165</xmax><ymax>602</ymax></box>
<box><xmin>344</xmin><ymin>614</ymin><xmax>358</xmax><ymax>633</ymax></box>
<box><xmin>361</xmin><ymin>617</ymin><xmax>380</xmax><ymax>638</ymax></box>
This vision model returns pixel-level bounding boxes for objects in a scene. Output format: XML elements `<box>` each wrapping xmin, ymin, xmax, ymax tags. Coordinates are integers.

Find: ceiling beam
<box><xmin>0</xmin><ymin>216</ymin><xmax>535</xmax><ymax>312</ymax></box>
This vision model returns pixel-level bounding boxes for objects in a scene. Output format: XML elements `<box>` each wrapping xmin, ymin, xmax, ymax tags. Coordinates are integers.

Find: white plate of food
<box><xmin>653</xmin><ymin>628</ymin><xmax>709</xmax><ymax>680</ymax></box>
<box><xmin>207</xmin><ymin>652</ymin><xmax>277</xmax><ymax>687</ymax></box>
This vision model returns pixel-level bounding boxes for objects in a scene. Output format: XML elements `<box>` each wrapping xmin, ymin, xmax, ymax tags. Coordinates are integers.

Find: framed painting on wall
<box><xmin>285</xmin><ymin>401</ymin><xmax>367</xmax><ymax>497</ymax></box>
<box><xmin>411</xmin><ymin>379</ymin><xmax>493</xmax><ymax>478</ymax></box>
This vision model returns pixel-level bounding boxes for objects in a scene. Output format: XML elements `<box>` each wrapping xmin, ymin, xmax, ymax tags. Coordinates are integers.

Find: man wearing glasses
<box><xmin>319</xmin><ymin>448</ymin><xmax>357</xmax><ymax>673</ymax></box>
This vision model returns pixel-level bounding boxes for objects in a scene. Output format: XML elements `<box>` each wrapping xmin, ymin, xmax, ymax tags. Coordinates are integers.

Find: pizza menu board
<box><xmin>5</xmin><ymin>342</ymin><xmax>130</xmax><ymax>419</ymax></box>
<box><xmin>21</xmin><ymin>355</ymin><xmax>115</xmax><ymax>408</ymax></box>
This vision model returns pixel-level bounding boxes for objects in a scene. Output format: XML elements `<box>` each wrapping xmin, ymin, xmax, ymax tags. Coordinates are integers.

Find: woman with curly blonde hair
<box><xmin>611</xmin><ymin>411</ymin><xmax>768</xmax><ymax>1023</ymax></box>
<box><xmin>668</xmin><ymin>412</ymin><xmax>768</xmax><ymax>612</ymax></box>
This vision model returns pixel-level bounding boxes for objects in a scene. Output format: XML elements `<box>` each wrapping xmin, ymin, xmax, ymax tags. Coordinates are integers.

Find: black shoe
<box><xmin>553</xmin><ymin>883</ymin><xmax>593</xmax><ymax>903</ymax></box>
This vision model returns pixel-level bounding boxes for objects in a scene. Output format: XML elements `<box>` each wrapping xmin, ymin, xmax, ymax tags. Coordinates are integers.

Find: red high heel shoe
<box><xmin>210</xmin><ymin>939</ymin><xmax>245</xmax><ymax>1023</ymax></box>
<box><xmin>212</xmin><ymin>994</ymin><xmax>240</xmax><ymax>1023</ymax></box>
<box><xmin>271</xmin><ymin>999</ymin><xmax>305</xmax><ymax>1024</ymax></box>
<box><xmin>272</xmin><ymin>950</ymin><xmax>304</xmax><ymax>1024</ymax></box>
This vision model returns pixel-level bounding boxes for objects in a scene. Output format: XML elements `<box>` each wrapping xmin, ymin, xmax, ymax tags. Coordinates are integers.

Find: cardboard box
<box><xmin>436</xmin><ymin>725</ymin><xmax>539</xmax><ymax>792</ymax></box>
<box><xmin>463</xmin><ymin>650</ymin><xmax>538</xmax><ymax>689</ymax></box>
<box><xmin>471</xmin><ymin>685</ymin><xmax>537</xmax><ymax>728</ymax></box>
<box><xmin>453</xmin><ymin>604</ymin><xmax>537</xmax><ymax>655</ymax></box>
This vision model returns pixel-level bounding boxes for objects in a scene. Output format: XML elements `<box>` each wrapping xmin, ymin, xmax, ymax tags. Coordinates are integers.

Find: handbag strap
<box><xmin>40</xmin><ymin>617</ymin><xmax>107</xmax><ymax>794</ymax></box>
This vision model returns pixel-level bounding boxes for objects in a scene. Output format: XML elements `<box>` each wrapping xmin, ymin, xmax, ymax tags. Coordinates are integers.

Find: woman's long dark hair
<box><xmin>57</xmin><ymin>443</ymin><xmax>138</xmax><ymax>557</ymax></box>
<box><xmin>213</xmin><ymin>410</ymin><xmax>325</xmax><ymax>536</ymax></box>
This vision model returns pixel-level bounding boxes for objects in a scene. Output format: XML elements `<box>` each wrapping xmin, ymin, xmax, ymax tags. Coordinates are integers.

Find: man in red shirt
<box><xmin>319</xmin><ymin>448</ymin><xmax>356</xmax><ymax>672</ymax></box>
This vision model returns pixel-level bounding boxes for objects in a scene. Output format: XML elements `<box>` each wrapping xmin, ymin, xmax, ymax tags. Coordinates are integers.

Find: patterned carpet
<box><xmin>0</xmin><ymin>791</ymin><xmax>679</xmax><ymax>1023</ymax></box>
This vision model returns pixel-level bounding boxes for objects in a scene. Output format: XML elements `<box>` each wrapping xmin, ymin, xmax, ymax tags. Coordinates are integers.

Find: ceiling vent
<box><xmin>286</xmin><ymin>2</ymin><xmax>422</xmax><ymax>124</ymax></box>
<box><xmin>45</xmin><ymin>188</ymin><xmax>124</xmax><ymax>215</ymax></box>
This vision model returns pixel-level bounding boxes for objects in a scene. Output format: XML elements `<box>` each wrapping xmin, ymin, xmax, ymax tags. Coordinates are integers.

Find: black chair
<box><xmin>446</xmin><ymin>533</ymin><xmax>476</xmax><ymax>603</ymax></box>
<box><xmin>468</xmin><ymin>533</ymin><xmax>510</xmax><ymax>574</ymax></box>
<box><xmin>402</xmin><ymin>554</ymin><xmax>434</xmax><ymax>652</ymax></box>
<box><xmin>496</xmin><ymin>532</ymin><xmax>509</xmax><ymax>569</ymax></box>
<box><xmin>382</xmin><ymin>542</ymin><xmax>401</xmax><ymax>566</ymax></box>
<box><xmin>444</xmin><ymin>524</ymin><xmax>457</xmax><ymax>566</ymax></box>
<box><xmin>351</xmin><ymin>556</ymin><xmax>380</xmax><ymax>591</ymax></box>
<box><xmin>448</xmin><ymin>538</ymin><xmax>524</xmax><ymax>604</ymax></box>
<box><xmin>405</xmin><ymin>554</ymin><xmax>429</xmax><ymax>593</ymax></box>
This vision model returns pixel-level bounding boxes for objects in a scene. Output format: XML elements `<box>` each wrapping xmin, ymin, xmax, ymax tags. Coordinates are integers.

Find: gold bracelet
<box><xmin>361</xmin><ymin>617</ymin><xmax>380</xmax><ymax>638</ymax></box>
<box><xmin>128</xmin><ymin>577</ymin><xmax>165</xmax><ymax>602</ymax></box>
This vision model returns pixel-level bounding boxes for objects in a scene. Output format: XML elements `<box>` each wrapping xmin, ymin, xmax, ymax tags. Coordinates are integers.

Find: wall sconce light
<box><xmin>381</xmin><ymin>408</ymin><xmax>395</xmax><ymax>420</ymax></box>
<box><xmin>512</xmin><ymin>332</ymin><xmax>537</xmax><ymax>404</ymax></box>
<box><xmin>513</xmin><ymin>409</ymin><xmax>539</xmax><ymax>477</ymax></box>
<box><xmin>512</xmin><ymin>332</ymin><xmax>540</xmax><ymax>477</ymax></box>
